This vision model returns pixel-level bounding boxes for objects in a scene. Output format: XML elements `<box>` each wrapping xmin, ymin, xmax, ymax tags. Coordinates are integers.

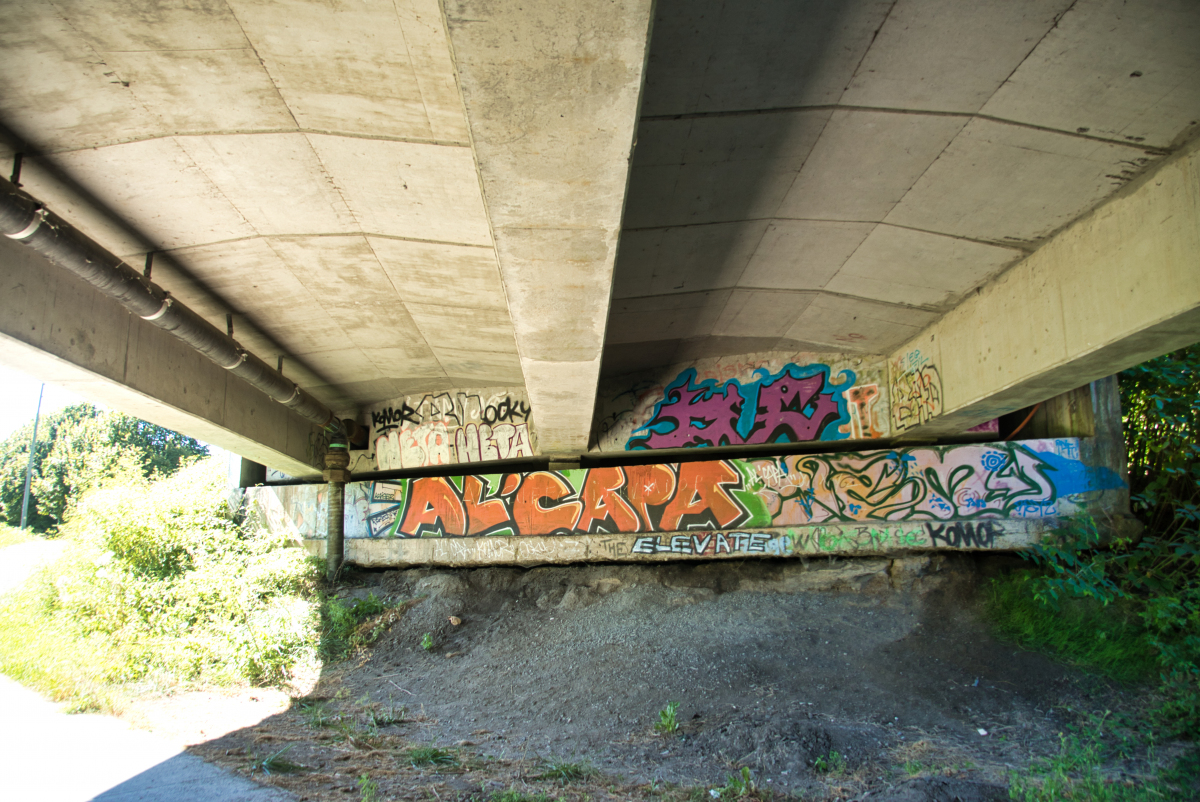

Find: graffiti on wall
<box><xmin>626</xmin><ymin>363</ymin><xmax>857</xmax><ymax>450</ymax></box>
<box><xmin>291</xmin><ymin>438</ymin><xmax>1123</xmax><ymax>540</ymax></box>
<box><xmin>838</xmin><ymin>383</ymin><xmax>885</xmax><ymax>440</ymax></box>
<box><xmin>370</xmin><ymin>390</ymin><xmax>534</xmax><ymax>470</ymax></box>
<box><xmin>627</xmin><ymin>519</ymin><xmax>1006</xmax><ymax>557</ymax></box>
<box><xmin>890</xmin><ymin>348</ymin><xmax>942</xmax><ymax>432</ymax></box>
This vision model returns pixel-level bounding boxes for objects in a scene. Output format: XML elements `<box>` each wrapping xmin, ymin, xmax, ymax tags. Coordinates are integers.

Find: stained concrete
<box><xmin>0</xmin><ymin>0</ymin><xmax>1197</xmax><ymax>464</ymax></box>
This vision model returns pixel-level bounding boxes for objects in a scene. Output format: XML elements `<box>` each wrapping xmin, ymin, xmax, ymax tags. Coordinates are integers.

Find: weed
<box><xmin>357</xmin><ymin>773</ymin><xmax>378</xmax><ymax>802</ymax></box>
<box><xmin>714</xmin><ymin>767</ymin><xmax>756</xmax><ymax>799</ymax></box>
<box><xmin>902</xmin><ymin>759</ymin><xmax>924</xmax><ymax>776</ymax></box>
<box><xmin>654</xmin><ymin>700</ymin><xmax>680</xmax><ymax>734</ymax></box>
<box><xmin>406</xmin><ymin>745</ymin><xmax>458</xmax><ymax>767</ymax></box>
<box><xmin>536</xmin><ymin>759</ymin><xmax>598</xmax><ymax>783</ymax></box>
<box><xmin>365</xmin><ymin>701</ymin><xmax>406</xmax><ymax>728</ymax></box>
<box><xmin>300</xmin><ymin>700</ymin><xmax>334</xmax><ymax>729</ymax></box>
<box><xmin>813</xmin><ymin>751</ymin><xmax>846</xmax><ymax>776</ymax></box>
<box><xmin>250</xmin><ymin>745</ymin><xmax>304</xmax><ymax>776</ymax></box>
<box><xmin>421</xmin><ymin>631</ymin><xmax>434</xmax><ymax>651</ymax></box>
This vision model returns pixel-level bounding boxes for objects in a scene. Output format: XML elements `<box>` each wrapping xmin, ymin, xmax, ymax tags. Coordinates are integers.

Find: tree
<box><xmin>0</xmin><ymin>404</ymin><xmax>208</xmax><ymax>533</ymax></box>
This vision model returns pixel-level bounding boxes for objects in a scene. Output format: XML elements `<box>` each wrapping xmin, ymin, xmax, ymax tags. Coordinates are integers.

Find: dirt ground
<box><xmin>133</xmin><ymin>554</ymin><xmax>1165</xmax><ymax>800</ymax></box>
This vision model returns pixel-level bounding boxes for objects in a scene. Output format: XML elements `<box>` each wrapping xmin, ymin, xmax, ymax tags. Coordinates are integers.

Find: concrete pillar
<box><xmin>323</xmin><ymin>442</ymin><xmax>351</xmax><ymax>582</ymax></box>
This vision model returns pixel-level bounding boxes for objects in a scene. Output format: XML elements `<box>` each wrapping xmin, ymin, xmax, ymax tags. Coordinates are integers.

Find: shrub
<box><xmin>0</xmin><ymin>458</ymin><xmax>321</xmax><ymax>706</ymax></box>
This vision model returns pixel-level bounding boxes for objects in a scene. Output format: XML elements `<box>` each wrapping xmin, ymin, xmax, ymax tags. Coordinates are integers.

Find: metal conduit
<box><xmin>0</xmin><ymin>176</ymin><xmax>342</xmax><ymax>435</ymax></box>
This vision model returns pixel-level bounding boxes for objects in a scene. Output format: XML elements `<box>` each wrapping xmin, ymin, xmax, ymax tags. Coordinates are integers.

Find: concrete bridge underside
<box><xmin>0</xmin><ymin>0</ymin><xmax>1197</xmax><ymax>488</ymax></box>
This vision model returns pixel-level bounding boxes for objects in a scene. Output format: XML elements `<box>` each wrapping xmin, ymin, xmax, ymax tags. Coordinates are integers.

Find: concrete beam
<box><xmin>891</xmin><ymin>137</ymin><xmax>1200</xmax><ymax>439</ymax></box>
<box><xmin>443</xmin><ymin>0</ymin><xmax>655</xmax><ymax>458</ymax></box>
<box><xmin>0</xmin><ymin>235</ymin><xmax>327</xmax><ymax>478</ymax></box>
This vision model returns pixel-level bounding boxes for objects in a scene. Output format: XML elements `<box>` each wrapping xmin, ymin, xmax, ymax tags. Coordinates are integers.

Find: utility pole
<box><xmin>19</xmin><ymin>383</ymin><xmax>44</xmax><ymax>530</ymax></box>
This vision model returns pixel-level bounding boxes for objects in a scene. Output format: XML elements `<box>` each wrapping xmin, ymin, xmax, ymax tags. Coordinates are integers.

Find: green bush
<box><xmin>0</xmin><ymin>458</ymin><xmax>321</xmax><ymax>706</ymax></box>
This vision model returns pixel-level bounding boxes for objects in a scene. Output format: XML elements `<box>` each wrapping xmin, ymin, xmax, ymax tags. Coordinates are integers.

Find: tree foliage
<box><xmin>0</xmin><ymin>404</ymin><xmax>208</xmax><ymax>533</ymax></box>
<box><xmin>1013</xmin><ymin>344</ymin><xmax>1200</xmax><ymax>737</ymax></box>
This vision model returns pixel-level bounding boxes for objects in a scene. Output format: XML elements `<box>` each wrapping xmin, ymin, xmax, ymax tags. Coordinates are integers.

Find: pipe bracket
<box><xmin>6</xmin><ymin>208</ymin><xmax>46</xmax><ymax>241</ymax></box>
<box><xmin>140</xmin><ymin>296</ymin><xmax>173</xmax><ymax>322</ymax></box>
<box><xmin>221</xmin><ymin>350</ymin><xmax>248</xmax><ymax>370</ymax></box>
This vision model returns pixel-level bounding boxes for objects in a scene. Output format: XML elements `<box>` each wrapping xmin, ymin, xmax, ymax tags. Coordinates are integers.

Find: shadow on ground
<box><xmin>166</xmin><ymin>553</ymin><xmax>1148</xmax><ymax>801</ymax></box>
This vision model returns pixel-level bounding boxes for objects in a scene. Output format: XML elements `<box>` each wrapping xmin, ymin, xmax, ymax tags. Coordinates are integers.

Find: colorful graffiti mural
<box><xmin>299</xmin><ymin>438</ymin><xmax>1121</xmax><ymax>539</ymax></box>
<box><xmin>626</xmin><ymin>363</ymin><xmax>858</xmax><ymax>450</ymax></box>
<box><xmin>368</xmin><ymin>390</ymin><xmax>534</xmax><ymax>470</ymax></box>
<box><xmin>890</xmin><ymin>347</ymin><xmax>942</xmax><ymax>432</ymax></box>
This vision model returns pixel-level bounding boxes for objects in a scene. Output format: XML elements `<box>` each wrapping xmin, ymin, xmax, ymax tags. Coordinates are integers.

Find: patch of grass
<box><xmin>536</xmin><ymin>759</ymin><xmax>598</xmax><ymax>783</ymax></box>
<box><xmin>405</xmin><ymin>745</ymin><xmax>458</xmax><ymax>767</ymax></box>
<box><xmin>813</xmin><ymin>751</ymin><xmax>846</xmax><ymax>777</ymax></box>
<box><xmin>320</xmin><ymin>592</ymin><xmax>390</xmax><ymax>661</ymax></box>
<box><xmin>654</xmin><ymin>700</ymin><xmax>680</xmax><ymax>734</ymax></box>
<box><xmin>1009</xmin><ymin>730</ymin><xmax>1179</xmax><ymax>801</ymax></box>
<box><xmin>985</xmin><ymin>571</ymin><xmax>1158</xmax><ymax>683</ymax></box>
<box><xmin>0</xmin><ymin>523</ymin><xmax>35</xmax><ymax>549</ymax></box>
<box><xmin>902</xmin><ymin>759</ymin><xmax>924</xmax><ymax>776</ymax></box>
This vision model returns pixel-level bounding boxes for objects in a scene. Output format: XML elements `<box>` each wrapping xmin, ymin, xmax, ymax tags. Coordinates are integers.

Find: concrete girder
<box><xmin>443</xmin><ymin>0</ymin><xmax>655</xmax><ymax>458</ymax></box>
<box><xmin>891</xmin><ymin>137</ymin><xmax>1200</xmax><ymax>440</ymax></box>
<box><xmin>0</xmin><ymin>235</ymin><xmax>327</xmax><ymax>478</ymax></box>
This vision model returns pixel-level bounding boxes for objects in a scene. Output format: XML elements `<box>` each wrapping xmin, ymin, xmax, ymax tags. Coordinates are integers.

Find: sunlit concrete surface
<box><xmin>0</xmin><ymin>675</ymin><xmax>296</xmax><ymax>802</ymax></box>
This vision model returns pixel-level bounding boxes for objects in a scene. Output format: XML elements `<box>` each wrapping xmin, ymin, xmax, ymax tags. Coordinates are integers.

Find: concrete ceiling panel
<box><xmin>825</xmin><ymin>224</ymin><xmax>1025</xmax><ymax>309</ymax></box>
<box><xmin>0</xmin><ymin>5</ymin><xmax>158</xmax><ymax>152</ymax></box>
<box><xmin>739</xmin><ymin>220</ymin><xmax>876</xmax><ymax>290</ymax></box>
<box><xmin>783</xmin><ymin>294</ymin><xmax>936</xmax><ymax>352</ymax></box>
<box><xmin>883</xmin><ymin>118</ymin><xmax>1158</xmax><ymax>244</ymax></box>
<box><xmin>624</xmin><ymin>111</ymin><xmax>830</xmax><ymax>229</ymax></box>
<box><xmin>108</xmin><ymin>49</ymin><xmax>296</xmax><ymax>134</ymax></box>
<box><xmin>673</xmin><ymin>336</ymin><xmax>798</xmax><ymax>363</ymax></box>
<box><xmin>606</xmin><ymin>290</ymin><xmax>731</xmax><ymax>345</ymax></box>
<box><xmin>625</xmin><ymin>160</ymin><xmax>803</xmax><ymax>229</ymax></box>
<box><xmin>178</xmin><ymin>134</ymin><xmax>358</xmax><ymax>235</ymax></box>
<box><xmin>305</xmin><ymin>135</ymin><xmax>490</xmax><ymax>246</ymax></box>
<box><xmin>17</xmin><ymin>160</ymin><xmax>147</xmax><ymax>257</ymax></box>
<box><xmin>435</xmin><ymin>350</ymin><xmax>526</xmax><ymax>386</ymax></box>
<box><xmin>777</xmin><ymin>110</ymin><xmax>968</xmax><ymax>222</ymax></box>
<box><xmin>612</xmin><ymin>221</ymin><xmax>769</xmax><ymax>299</ymax></box>
<box><xmin>639</xmin><ymin>0</ymin><xmax>893</xmax><ymax>116</ymax></box>
<box><xmin>980</xmin><ymin>0</ymin><xmax>1200</xmax><ymax>149</ymax></box>
<box><xmin>301</xmin><ymin>347</ymin><xmax>394</xmax><ymax>387</ymax></box>
<box><xmin>228</xmin><ymin>0</ymin><xmax>466</xmax><ymax>142</ymax></box>
<box><xmin>599</xmin><ymin>340</ymin><xmax>682</xmax><ymax>377</ymax></box>
<box><xmin>369</xmin><ymin>238</ymin><xmax>507</xmax><ymax>311</ymax></box>
<box><xmin>265</xmin><ymin>237</ymin><xmax>432</xmax><ymax>354</ymax></box>
<box><xmin>53</xmin><ymin>0</ymin><xmax>252</xmax><ymax>52</ymax></box>
<box><xmin>404</xmin><ymin>305</ymin><xmax>519</xmax><ymax>355</ymax></box>
<box><xmin>53</xmin><ymin>138</ymin><xmax>256</xmax><ymax>250</ymax></box>
<box><xmin>712</xmin><ymin>289</ymin><xmax>815</xmax><ymax>338</ymax></box>
<box><xmin>362</xmin><ymin>348</ymin><xmax>446</xmax><ymax>377</ymax></box>
<box><xmin>841</xmin><ymin>0</ymin><xmax>1071</xmax><ymax>112</ymax></box>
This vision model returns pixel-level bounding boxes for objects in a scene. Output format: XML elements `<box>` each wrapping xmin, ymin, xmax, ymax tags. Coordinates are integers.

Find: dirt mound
<box><xmin>190</xmin><ymin>554</ymin><xmax>1139</xmax><ymax>800</ymax></box>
